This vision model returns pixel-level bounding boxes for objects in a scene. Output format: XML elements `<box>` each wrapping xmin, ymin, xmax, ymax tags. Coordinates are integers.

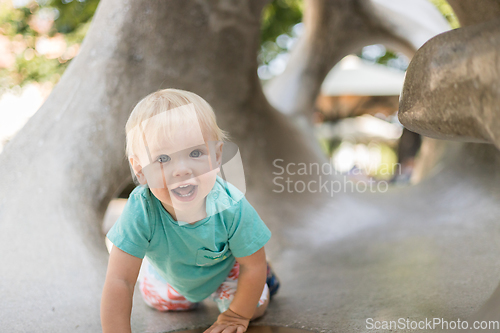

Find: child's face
<box><xmin>131</xmin><ymin>123</ymin><xmax>222</xmax><ymax>219</ymax></box>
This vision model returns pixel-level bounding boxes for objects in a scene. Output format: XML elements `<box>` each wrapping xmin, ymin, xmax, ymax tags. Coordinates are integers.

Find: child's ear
<box><xmin>129</xmin><ymin>155</ymin><xmax>147</xmax><ymax>185</ymax></box>
<box><xmin>215</xmin><ymin>141</ymin><xmax>224</xmax><ymax>168</ymax></box>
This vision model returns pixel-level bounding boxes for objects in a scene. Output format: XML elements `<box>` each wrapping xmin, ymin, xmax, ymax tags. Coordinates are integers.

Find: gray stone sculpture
<box><xmin>398</xmin><ymin>1</ymin><xmax>500</xmax><ymax>330</ymax></box>
<box><xmin>1</xmin><ymin>0</ymin><xmax>499</xmax><ymax>332</ymax></box>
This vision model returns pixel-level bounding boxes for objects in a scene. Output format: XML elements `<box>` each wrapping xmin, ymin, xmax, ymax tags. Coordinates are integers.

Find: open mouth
<box><xmin>171</xmin><ymin>184</ymin><xmax>198</xmax><ymax>202</ymax></box>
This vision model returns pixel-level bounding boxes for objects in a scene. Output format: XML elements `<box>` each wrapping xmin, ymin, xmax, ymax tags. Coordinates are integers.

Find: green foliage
<box><xmin>319</xmin><ymin>137</ymin><xmax>342</xmax><ymax>157</ymax></box>
<box><xmin>260</xmin><ymin>0</ymin><xmax>303</xmax><ymax>45</ymax></box>
<box><xmin>0</xmin><ymin>0</ymin><xmax>98</xmax><ymax>91</ymax></box>
<box><xmin>258</xmin><ymin>0</ymin><xmax>303</xmax><ymax>79</ymax></box>
<box><xmin>0</xmin><ymin>3</ymin><xmax>33</xmax><ymax>37</ymax></box>
<box><xmin>376</xmin><ymin>50</ymin><xmax>398</xmax><ymax>66</ymax></box>
<box><xmin>14</xmin><ymin>50</ymin><xmax>64</xmax><ymax>83</ymax></box>
<box><xmin>49</xmin><ymin>0</ymin><xmax>99</xmax><ymax>34</ymax></box>
<box><xmin>428</xmin><ymin>0</ymin><xmax>460</xmax><ymax>28</ymax></box>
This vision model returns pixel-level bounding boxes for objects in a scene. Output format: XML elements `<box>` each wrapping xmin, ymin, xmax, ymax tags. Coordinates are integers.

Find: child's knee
<box><xmin>144</xmin><ymin>297</ymin><xmax>198</xmax><ymax>312</ymax></box>
<box><xmin>139</xmin><ymin>277</ymin><xmax>197</xmax><ymax>311</ymax></box>
<box><xmin>251</xmin><ymin>286</ymin><xmax>270</xmax><ymax>320</ymax></box>
<box><xmin>141</xmin><ymin>290</ymin><xmax>198</xmax><ymax>311</ymax></box>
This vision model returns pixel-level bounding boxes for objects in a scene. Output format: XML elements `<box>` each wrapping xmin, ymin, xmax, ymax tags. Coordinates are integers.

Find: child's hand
<box><xmin>204</xmin><ymin>308</ymin><xmax>251</xmax><ymax>333</ymax></box>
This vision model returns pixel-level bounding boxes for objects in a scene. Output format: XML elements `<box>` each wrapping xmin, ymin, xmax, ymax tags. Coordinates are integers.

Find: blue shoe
<box><xmin>266</xmin><ymin>262</ymin><xmax>280</xmax><ymax>299</ymax></box>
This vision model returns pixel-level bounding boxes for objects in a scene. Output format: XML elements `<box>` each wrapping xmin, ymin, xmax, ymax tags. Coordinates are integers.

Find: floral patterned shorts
<box><xmin>138</xmin><ymin>258</ymin><xmax>269</xmax><ymax>313</ymax></box>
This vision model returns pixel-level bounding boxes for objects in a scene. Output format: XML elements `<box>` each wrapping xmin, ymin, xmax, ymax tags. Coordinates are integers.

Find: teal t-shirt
<box><xmin>106</xmin><ymin>176</ymin><xmax>272</xmax><ymax>302</ymax></box>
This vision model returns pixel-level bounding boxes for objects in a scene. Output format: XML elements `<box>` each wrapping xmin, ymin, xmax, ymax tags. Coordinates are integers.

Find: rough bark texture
<box><xmin>2</xmin><ymin>0</ymin><xmax>500</xmax><ymax>332</ymax></box>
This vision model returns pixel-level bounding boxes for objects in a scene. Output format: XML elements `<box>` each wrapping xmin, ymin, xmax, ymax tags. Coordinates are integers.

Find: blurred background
<box><xmin>0</xmin><ymin>0</ymin><xmax>459</xmax><ymax>187</ymax></box>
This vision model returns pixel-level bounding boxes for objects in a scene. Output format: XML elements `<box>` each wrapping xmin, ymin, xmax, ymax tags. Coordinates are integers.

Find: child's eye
<box><xmin>190</xmin><ymin>149</ymin><xmax>203</xmax><ymax>158</ymax></box>
<box><xmin>157</xmin><ymin>154</ymin><xmax>171</xmax><ymax>163</ymax></box>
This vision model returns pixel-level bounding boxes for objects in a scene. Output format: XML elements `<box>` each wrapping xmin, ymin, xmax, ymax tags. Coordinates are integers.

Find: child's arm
<box><xmin>101</xmin><ymin>245</ymin><xmax>143</xmax><ymax>333</ymax></box>
<box><xmin>205</xmin><ymin>247</ymin><xmax>268</xmax><ymax>333</ymax></box>
<box><xmin>230</xmin><ymin>246</ymin><xmax>268</xmax><ymax>319</ymax></box>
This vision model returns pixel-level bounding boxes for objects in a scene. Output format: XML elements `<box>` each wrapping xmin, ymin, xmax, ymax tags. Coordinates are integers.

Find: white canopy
<box><xmin>320</xmin><ymin>55</ymin><xmax>406</xmax><ymax>96</ymax></box>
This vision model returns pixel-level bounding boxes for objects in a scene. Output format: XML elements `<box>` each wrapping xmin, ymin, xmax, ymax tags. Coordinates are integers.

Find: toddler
<box><xmin>100</xmin><ymin>89</ymin><xmax>279</xmax><ymax>333</ymax></box>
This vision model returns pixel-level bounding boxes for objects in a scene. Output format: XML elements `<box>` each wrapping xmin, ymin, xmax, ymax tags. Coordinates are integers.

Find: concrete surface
<box><xmin>1</xmin><ymin>0</ymin><xmax>500</xmax><ymax>332</ymax></box>
<box><xmin>124</xmin><ymin>141</ymin><xmax>500</xmax><ymax>333</ymax></box>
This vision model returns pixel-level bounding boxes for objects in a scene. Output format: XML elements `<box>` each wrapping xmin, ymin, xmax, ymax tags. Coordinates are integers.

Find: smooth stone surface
<box><xmin>399</xmin><ymin>18</ymin><xmax>500</xmax><ymax>149</ymax></box>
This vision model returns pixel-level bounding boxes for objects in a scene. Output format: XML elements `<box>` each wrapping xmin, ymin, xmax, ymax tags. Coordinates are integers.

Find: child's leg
<box><xmin>209</xmin><ymin>261</ymin><xmax>270</xmax><ymax>319</ymax></box>
<box><xmin>138</xmin><ymin>258</ymin><xmax>199</xmax><ymax>311</ymax></box>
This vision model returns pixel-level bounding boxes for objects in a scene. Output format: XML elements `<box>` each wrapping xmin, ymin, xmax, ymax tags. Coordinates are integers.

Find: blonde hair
<box><xmin>125</xmin><ymin>88</ymin><xmax>229</xmax><ymax>161</ymax></box>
